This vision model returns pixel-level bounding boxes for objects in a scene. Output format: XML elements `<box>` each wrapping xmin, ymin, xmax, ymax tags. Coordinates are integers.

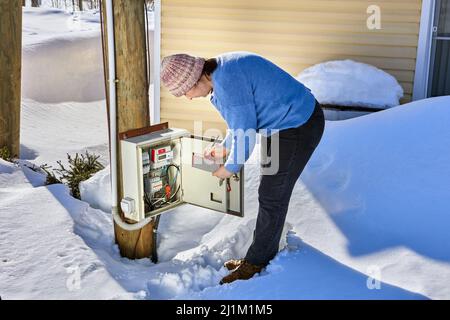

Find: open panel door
<box><xmin>181</xmin><ymin>136</ymin><xmax>228</xmax><ymax>213</ymax></box>
<box><xmin>180</xmin><ymin>135</ymin><xmax>244</xmax><ymax>217</ymax></box>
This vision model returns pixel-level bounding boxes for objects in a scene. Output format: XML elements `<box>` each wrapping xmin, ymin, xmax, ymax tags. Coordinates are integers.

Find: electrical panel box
<box><xmin>120</xmin><ymin>126</ymin><xmax>244</xmax><ymax>222</ymax></box>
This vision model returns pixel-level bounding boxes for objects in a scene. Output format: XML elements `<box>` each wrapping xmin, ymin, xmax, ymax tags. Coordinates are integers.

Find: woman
<box><xmin>160</xmin><ymin>52</ymin><xmax>325</xmax><ymax>285</ymax></box>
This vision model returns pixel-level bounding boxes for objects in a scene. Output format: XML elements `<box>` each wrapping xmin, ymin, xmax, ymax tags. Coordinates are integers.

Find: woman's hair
<box><xmin>202</xmin><ymin>58</ymin><xmax>218</xmax><ymax>76</ymax></box>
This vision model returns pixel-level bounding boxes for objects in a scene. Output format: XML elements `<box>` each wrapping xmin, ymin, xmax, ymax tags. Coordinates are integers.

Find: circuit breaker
<box><xmin>120</xmin><ymin>126</ymin><xmax>244</xmax><ymax>222</ymax></box>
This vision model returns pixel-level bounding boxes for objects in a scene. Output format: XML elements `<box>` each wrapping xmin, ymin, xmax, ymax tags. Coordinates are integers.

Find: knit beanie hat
<box><xmin>160</xmin><ymin>54</ymin><xmax>205</xmax><ymax>97</ymax></box>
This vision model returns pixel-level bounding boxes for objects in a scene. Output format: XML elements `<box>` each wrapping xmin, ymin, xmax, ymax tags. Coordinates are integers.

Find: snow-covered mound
<box><xmin>20</xmin><ymin>99</ymin><xmax>110</xmax><ymax>168</ymax></box>
<box><xmin>21</xmin><ymin>7</ymin><xmax>154</xmax><ymax>103</ymax></box>
<box><xmin>296</xmin><ymin>60</ymin><xmax>404</xmax><ymax>109</ymax></box>
<box><xmin>0</xmin><ymin>159</ymin><xmax>143</xmax><ymax>299</ymax></box>
<box><xmin>79</xmin><ymin>166</ymin><xmax>111</xmax><ymax>213</ymax></box>
<box><xmin>22</xmin><ymin>8</ymin><xmax>104</xmax><ymax>103</ymax></box>
<box><xmin>22</xmin><ymin>7</ymin><xmax>101</xmax><ymax>47</ymax></box>
<box><xmin>22</xmin><ymin>32</ymin><xmax>105</xmax><ymax>103</ymax></box>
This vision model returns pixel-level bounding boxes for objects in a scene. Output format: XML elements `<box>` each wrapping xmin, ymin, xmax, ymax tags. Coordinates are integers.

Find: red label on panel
<box><xmin>151</xmin><ymin>149</ymin><xmax>155</xmax><ymax>161</ymax></box>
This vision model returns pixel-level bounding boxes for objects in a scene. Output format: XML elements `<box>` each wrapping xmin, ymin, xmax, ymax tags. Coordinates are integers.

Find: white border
<box><xmin>151</xmin><ymin>0</ymin><xmax>161</xmax><ymax>124</ymax></box>
<box><xmin>413</xmin><ymin>0</ymin><xmax>436</xmax><ymax>101</ymax></box>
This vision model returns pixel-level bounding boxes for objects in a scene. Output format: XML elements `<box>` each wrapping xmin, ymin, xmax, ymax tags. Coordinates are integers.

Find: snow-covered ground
<box><xmin>6</xmin><ymin>95</ymin><xmax>449</xmax><ymax>300</ymax></box>
<box><xmin>22</xmin><ymin>8</ymin><xmax>104</xmax><ymax>103</ymax></box>
<box><xmin>1</xmin><ymin>8</ymin><xmax>449</xmax><ymax>300</ymax></box>
<box><xmin>21</xmin><ymin>7</ymin><xmax>153</xmax><ymax>104</ymax></box>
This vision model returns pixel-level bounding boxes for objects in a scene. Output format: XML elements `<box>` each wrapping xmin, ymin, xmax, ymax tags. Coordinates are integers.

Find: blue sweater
<box><xmin>210</xmin><ymin>52</ymin><xmax>316</xmax><ymax>173</ymax></box>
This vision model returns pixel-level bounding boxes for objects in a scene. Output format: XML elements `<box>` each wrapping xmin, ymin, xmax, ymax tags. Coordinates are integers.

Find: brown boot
<box><xmin>223</xmin><ymin>259</ymin><xmax>245</xmax><ymax>271</ymax></box>
<box><xmin>220</xmin><ymin>260</ymin><xmax>264</xmax><ymax>285</ymax></box>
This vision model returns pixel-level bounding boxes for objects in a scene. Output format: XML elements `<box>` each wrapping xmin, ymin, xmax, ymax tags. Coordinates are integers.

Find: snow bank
<box><xmin>21</xmin><ymin>7</ymin><xmax>154</xmax><ymax>103</ymax></box>
<box><xmin>20</xmin><ymin>99</ymin><xmax>110</xmax><ymax>167</ymax></box>
<box><xmin>22</xmin><ymin>7</ymin><xmax>100</xmax><ymax>46</ymax></box>
<box><xmin>0</xmin><ymin>160</ymin><xmax>142</xmax><ymax>299</ymax></box>
<box><xmin>22</xmin><ymin>8</ymin><xmax>104</xmax><ymax>103</ymax></box>
<box><xmin>79</xmin><ymin>166</ymin><xmax>111</xmax><ymax>213</ymax></box>
<box><xmin>296</xmin><ymin>60</ymin><xmax>404</xmax><ymax>108</ymax></box>
<box><xmin>22</xmin><ymin>32</ymin><xmax>106</xmax><ymax>103</ymax></box>
<box><xmin>288</xmin><ymin>96</ymin><xmax>450</xmax><ymax>299</ymax></box>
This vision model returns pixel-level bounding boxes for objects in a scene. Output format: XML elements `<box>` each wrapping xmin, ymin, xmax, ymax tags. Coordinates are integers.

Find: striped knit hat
<box><xmin>160</xmin><ymin>54</ymin><xmax>205</xmax><ymax>97</ymax></box>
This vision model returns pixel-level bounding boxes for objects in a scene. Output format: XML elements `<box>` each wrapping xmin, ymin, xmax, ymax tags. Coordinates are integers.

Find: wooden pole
<box><xmin>0</xmin><ymin>1</ymin><xmax>22</xmax><ymax>158</ymax></box>
<box><xmin>102</xmin><ymin>0</ymin><xmax>155</xmax><ymax>259</ymax></box>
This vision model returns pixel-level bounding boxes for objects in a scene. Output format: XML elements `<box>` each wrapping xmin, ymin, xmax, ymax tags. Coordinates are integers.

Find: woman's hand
<box><xmin>203</xmin><ymin>145</ymin><xmax>228</xmax><ymax>162</ymax></box>
<box><xmin>212</xmin><ymin>165</ymin><xmax>233</xmax><ymax>179</ymax></box>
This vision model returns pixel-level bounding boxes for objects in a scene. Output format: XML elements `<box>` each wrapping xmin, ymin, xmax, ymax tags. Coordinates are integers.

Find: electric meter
<box><xmin>120</xmin><ymin>125</ymin><xmax>244</xmax><ymax>222</ymax></box>
<box><xmin>150</xmin><ymin>145</ymin><xmax>173</xmax><ymax>169</ymax></box>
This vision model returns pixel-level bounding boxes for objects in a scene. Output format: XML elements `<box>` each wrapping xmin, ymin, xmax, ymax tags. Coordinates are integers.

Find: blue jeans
<box><xmin>244</xmin><ymin>101</ymin><xmax>325</xmax><ymax>266</ymax></box>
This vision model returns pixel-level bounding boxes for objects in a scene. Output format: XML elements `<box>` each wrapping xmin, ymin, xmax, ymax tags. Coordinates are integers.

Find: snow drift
<box><xmin>21</xmin><ymin>7</ymin><xmax>154</xmax><ymax>103</ymax></box>
<box><xmin>296</xmin><ymin>60</ymin><xmax>404</xmax><ymax>109</ymax></box>
<box><xmin>22</xmin><ymin>32</ymin><xmax>106</xmax><ymax>103</ymax></box>
<box><xmin>79</xmin><ymin>166</ymin><xmax>111</xmax><ymax>213</ymax></box>
<box><xmin>21</xmin><ymin>8</ymin><xmax>104</xmax><ymax>103</ymax></box>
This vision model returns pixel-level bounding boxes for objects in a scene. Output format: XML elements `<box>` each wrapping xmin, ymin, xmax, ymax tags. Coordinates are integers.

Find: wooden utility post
<box><xmin>102</xmin><ymin>0</ymin><xmax>156</xmax><ymax>259</ymax></box>
<box><xmin>0</xmin><ymin>1</ymin><xmax>22</xmax><ymax>158</ymax></box>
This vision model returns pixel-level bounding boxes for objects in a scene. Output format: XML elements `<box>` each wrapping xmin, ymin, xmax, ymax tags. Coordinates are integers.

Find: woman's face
<box><xmin>184</xmin><ymin>74</ymin><xmax>213</xmax><ymax>100</ymax></box>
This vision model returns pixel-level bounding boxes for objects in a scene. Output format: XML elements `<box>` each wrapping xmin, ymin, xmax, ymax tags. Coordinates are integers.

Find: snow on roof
<box><xmin>296</xmin><ymin>59</ymin><xmax>404</xmax><ymax>109</ymax></box>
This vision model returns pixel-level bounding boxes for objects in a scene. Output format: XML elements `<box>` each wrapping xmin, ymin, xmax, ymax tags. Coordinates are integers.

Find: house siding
<box><xmin>160</xmin><ymin>0</ymin><xmax>422</xmax><ymax>133</ymax></box>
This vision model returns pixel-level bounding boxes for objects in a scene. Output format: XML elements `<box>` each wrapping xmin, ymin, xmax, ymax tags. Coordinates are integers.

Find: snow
<box><xmin>79</xmin><ymin>167</ymin><xmax>111</xmax><ymax>213</ymax></box>
<box><xmin>20</xmin><ymin>99</ymin><xmax>110</xmax><ymax>168</ymax></box>
<box><xmin>184</xmin><ymin>236</ymin><xmax>424</xmax><ymax>300</ymax></box>
<box><xmin>296</xmin><ymin>60</ymin><xmax>404</xmax><ymax>109</ymax></box>
<box><xmin>1</xmin><ymin>7</ymin><xmax>449</xmax><ymax>300</ymax></box>
<box><xmin>6</xmin><ymin>95</ymin><xmax>449</xmax><ymax>299</ymax></box>
<box><xmin>22</xmin><ymin>7</ymin><xmax>153</xmax><ymax>103</ymax></box>
<box><xmin>22</xmin><ymin>8</ymin><xmax>104</xmax><ymax>103</ymax></box>
<box><xmin>22</xmin><ymin>7</ymin><xmax>101</xmax><ymax>46</ymax></box>
<box><xmin>0</xmin><ymin>160</ymin><xmax>141</xmax><ymax>299</ymax></box>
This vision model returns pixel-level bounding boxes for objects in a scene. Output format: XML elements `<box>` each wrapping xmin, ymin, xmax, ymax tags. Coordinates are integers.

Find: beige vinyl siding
<box><xmin>161</xmin><ymin>0</ymin><xmax>422</xmax><ymax>134</ymax></box>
